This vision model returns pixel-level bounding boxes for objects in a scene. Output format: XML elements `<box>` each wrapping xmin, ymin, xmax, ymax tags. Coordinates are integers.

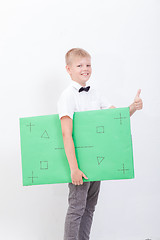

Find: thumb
<box><xmin>135</xmin><ymin>89</ymin><xmax>141</xmax><ymax>99</ymax></box>
<box><xmin>82</xmin><ymin>173</ymin><xmax>88</xmax><ymax>179</ymax></box>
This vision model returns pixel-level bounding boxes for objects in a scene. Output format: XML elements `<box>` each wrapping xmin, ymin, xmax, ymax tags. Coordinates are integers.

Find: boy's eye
<box><xmin>77</xmin><ymin>65</ymin><xmax>91</xmax><ymax>67</ymax></box>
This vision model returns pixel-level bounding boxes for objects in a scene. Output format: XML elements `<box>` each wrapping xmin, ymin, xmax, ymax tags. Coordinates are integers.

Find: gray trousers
<box><xmin>64</xmin><ymin>181</ymin><xmax>101</xmax><ymax>240</ymax></box>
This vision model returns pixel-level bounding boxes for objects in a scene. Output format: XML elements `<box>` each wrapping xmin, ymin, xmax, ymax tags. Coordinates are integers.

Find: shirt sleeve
<box><xmin>57</xmin><ymin>89</ymin><xmax>75</xmax><ymax>120</ymax></box>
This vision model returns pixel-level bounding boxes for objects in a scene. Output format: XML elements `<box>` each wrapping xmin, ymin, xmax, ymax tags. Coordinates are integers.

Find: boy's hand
<box><xmin>71</xmin><ymin>168</ymin><xmax>88</xmax><ymax>185</ymax></box>
<box><xmin>134</xmin><ymin>89</ymin><xmax>143</xmax><ymax>110</ymax></box>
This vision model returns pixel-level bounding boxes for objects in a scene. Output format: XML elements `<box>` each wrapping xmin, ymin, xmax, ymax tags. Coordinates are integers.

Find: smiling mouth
<box><xmin>81</xmin><ymin>73</ymin><xmax>89</xmax><ymax>76</ymax></box>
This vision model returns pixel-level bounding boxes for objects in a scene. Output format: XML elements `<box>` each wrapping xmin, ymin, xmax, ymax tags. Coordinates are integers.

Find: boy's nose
<box><xmin>82</xmin><ymin>65</ymin><xmax>88</xmax><ymax>70</ymax></box>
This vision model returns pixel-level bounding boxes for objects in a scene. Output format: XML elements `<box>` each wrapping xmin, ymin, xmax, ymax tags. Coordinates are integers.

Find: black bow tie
<box><xmin>79</xmin><ymin>86</ymin><xmax>90</xmax><ymax>93</ymax></box>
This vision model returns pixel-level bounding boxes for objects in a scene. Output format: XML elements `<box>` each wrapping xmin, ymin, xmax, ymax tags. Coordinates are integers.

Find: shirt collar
<box><xmin>71</xmin><ymin>81</ymin><xmax>90</xmax><ymax>92</ymax></box>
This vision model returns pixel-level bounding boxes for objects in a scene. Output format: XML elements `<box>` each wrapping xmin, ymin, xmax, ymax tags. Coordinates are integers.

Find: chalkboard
<box><xmin>19</xmin><ymin>107</ymin><xmax>134</xmax><ymax>185</ymax></box>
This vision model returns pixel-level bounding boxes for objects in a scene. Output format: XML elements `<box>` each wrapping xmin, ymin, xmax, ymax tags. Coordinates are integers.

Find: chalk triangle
<box><xmin>41</xmin><ymin>130</ymin><xmax>49</xmax><ymax>138</ymax></box>
<box><xmin>97</xmin><ymin>157</ymin><xmax>104</xmax><ymax>165</ymax></box>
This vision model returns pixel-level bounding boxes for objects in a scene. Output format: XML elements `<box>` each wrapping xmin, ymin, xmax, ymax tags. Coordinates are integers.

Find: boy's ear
<box><xmin>65</xmin><ymin>65</ymin><xmax>71</xmax><ymax>75</ymax></box>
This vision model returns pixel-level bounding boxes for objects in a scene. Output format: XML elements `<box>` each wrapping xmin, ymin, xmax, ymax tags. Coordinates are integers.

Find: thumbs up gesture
<box><xmin>134</xmin><ymin>89</ymin><xmax>143</xmax><ymax>110</ymax></box>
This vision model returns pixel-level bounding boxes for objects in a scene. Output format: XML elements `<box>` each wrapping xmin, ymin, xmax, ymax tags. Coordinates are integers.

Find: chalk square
<box><xmin>40</xmin><ymin>161</ymin><xmax>48</xmax><ymax>170</ymax></box>
<box><xmin>96</xmin><ymin>126</ymin><xmax>104</xmax><ymax>133</ymax></box>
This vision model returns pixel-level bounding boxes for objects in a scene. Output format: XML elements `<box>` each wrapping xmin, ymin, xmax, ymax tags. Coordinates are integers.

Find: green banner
<box><xmin>19</xmin><ymin>107</ymin><xmax>134</xmax><ymax>186</ymax></box>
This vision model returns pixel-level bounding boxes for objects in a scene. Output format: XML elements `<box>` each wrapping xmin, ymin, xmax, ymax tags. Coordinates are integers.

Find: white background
<box><xmin>0</xmin><ymin>0</ymin><xmax>160</xmax><ymax>239</ymax></box>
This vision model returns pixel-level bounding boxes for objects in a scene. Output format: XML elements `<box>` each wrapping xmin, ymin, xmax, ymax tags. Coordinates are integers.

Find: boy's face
<box><xmin>66</xmin><ymin>56</ymin><xmax>92</xmax><ymax>86</ymax></box>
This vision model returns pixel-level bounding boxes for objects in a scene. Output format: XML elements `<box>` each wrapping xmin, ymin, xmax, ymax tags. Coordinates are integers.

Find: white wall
<box><xmin>0</xmin><ymin>0</ymin><xmax>160</xmax><ymax>239</ymax></box>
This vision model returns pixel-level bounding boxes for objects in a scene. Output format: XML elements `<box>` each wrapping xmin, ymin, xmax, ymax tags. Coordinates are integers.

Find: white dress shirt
<box><xmin>57</xmin><ymin>81</ymin><xmax>112</xmax><ymax>120</ymax></box>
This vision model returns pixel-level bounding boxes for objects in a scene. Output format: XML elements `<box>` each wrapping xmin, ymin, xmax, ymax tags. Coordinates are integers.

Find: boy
<box><xmin>57</xmin><ymin>48</ymin><xmax>143</xmax><ymax>240</ymax></box>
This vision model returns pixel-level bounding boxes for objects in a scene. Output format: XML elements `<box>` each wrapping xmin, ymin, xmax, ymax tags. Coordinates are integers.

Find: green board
<box><xmin>19</xmin><ymin>107</ymin><xmax>134</xmax><ymax>186</ymax></box>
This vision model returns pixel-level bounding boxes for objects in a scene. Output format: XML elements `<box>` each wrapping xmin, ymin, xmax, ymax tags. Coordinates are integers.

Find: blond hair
<box><xmin>65</xmin><ymin>48</ymin><xmax>91</xmax><ymax>66</ymax></box>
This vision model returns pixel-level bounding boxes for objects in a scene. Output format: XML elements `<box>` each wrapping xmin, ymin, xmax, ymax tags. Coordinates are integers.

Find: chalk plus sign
<box><xmin>118</xmin><ymin>164</ymin><xmax>129</xmax><ymax>174</ymax></box>
<box><xmin>28</xmin><ymin>171</ymin><xmax>38</xmax><ymax>183</ymax></box>
<box><xmin>26</xmin><ymin>122</ymin><xmax>35</xmax><ymax>132</ymax></box>
<box><xmin>114</xmin><ymin>113</ymin><xmax>127</xmax><ymax>125</ymax></box>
